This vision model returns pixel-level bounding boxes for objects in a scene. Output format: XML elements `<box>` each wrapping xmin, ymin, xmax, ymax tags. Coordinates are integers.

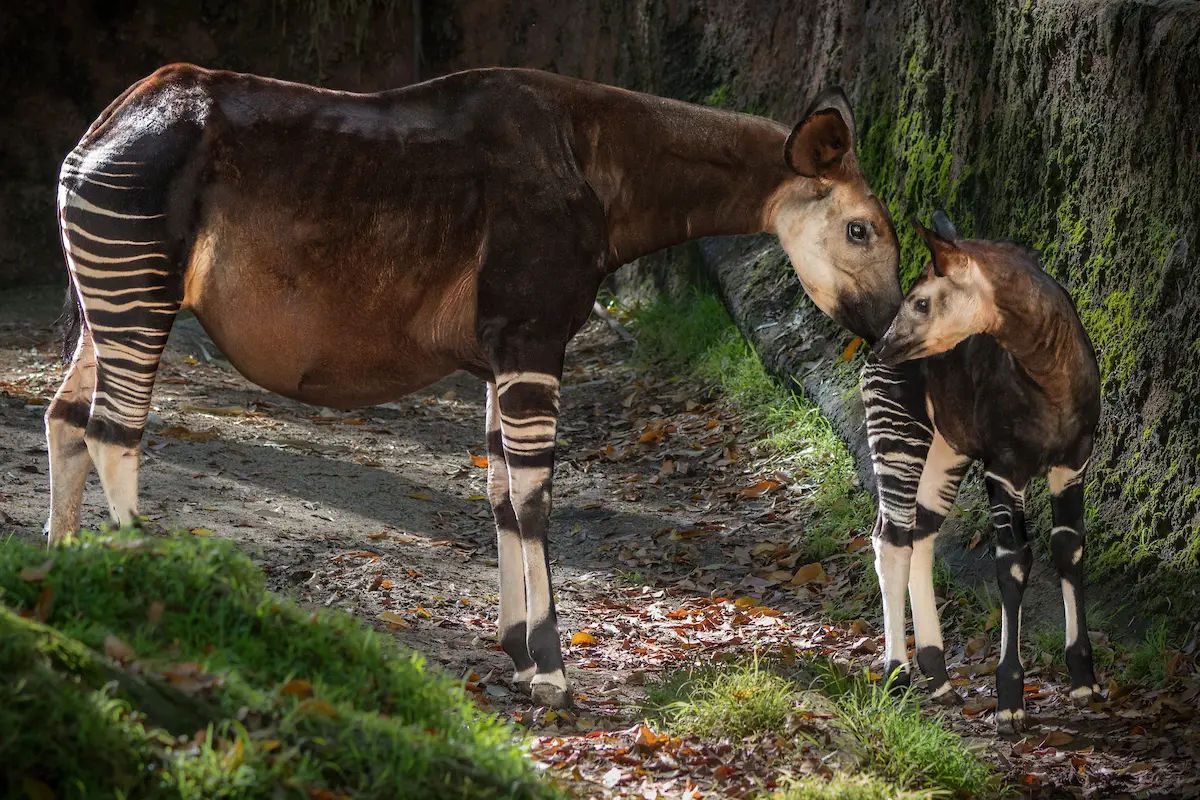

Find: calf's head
<box><xmin>769</xmin><ymin>88</ymin><xmax>902</xmax><ymax>343</ymax></box>
<box><xmin>874</xmin><ymin>211</ymin><xmax>1000</xmax><ymax>365</ymax></box>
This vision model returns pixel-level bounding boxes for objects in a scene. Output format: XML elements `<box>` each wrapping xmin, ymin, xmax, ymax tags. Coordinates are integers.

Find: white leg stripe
<box><xmin>1062</xmin><ymin>579</ymin><xmax>1079</xmax><ymax>648</ymax></box>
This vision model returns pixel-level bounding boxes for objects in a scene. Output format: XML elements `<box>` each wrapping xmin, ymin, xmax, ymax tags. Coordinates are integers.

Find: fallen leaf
<box><xmin>847</xmin><ymin>537</ymin><xmax>870</xmax><ymax>553</ymax></box>
<box><xmin>841</xmin><ymin>336</ymin><xmax>865</xmax><ymax>362</ymax></box>
<box><xmin>790</xmin><ymin>562</ymin><xmax>827</xmax><ymax>585</ymax></box>
<box><xmin>1118</xmin><ymin>762</ymin><xmax>1155</xmax><ymax>774</ymax></box>
<box><xmin>160</xmin><ymin>425</ymin><xmax>220</xmax><ymax>443</ymax></box>
<box><xmin>968</xmin><ymin>531</ymin><xmax>983</xmax><ymax>550</ymax></box>
<box><xmin>104</xmin><ymin>635</ymin><xmax>137</xmax><ymax>662</ymax></box>
<box><xmin>601</xmin><ymin>766</ymin><xmax>625</xmax><ymax>789</ymax></box>
<box><xmin>189</xmin><ymin>527</ymin><xmax>214</xmax><ymax>536</ymax></box>
<box><xmin>634</xmin><ymin>725</ymin><xmax>669</xmax><ymax>751</ymax></box>
<box><xmin>147</xmin><ymin>601</ymin><xmax>165</xmax><ymax>625</ymax></box>
<box><xmin>1038</xmin><ymin>730</ymin><xmax>1073</xmax><ymax>748</ymax></box>
<box><xmin>378</xmin><ymin>611</ymin><xmax>409</xmax><ymax>628</ymax></box>
<box><xmin>279</xmin><ymin>679</ymin><xmax>314</xmax><ymax>698</ymax></box>
<box><xmin>738</xmin><ymin>479</ymin><xmax>780</xmax><ymax>498</ymax></box>
<box><xmin>471</xmin><ymin>455</ymin><xmax>489</xmax><ymax>468</ymax></box>
<box><xmin>734</xmin><ymin>596</ymin><xmax>761</xmax><ymax>608</ymax></box>
<box><xmin>260</xmin><ymin>739</ymin><xmax>282</xmax><ymax>753</ymax></box>
<box><xmin>367</xmin><ymin>531</ymin><xmax>389</xmax><ymax>539</ymax></box>
<box><xmin>407</xmin><ymin>493</ymin><xmax>432</xmax><ymax>502</ymax></box>
<box><xmin>380</xmin><ymin>580</ymin><xmax>393</xmax><ymax>589</ymax></box>
<box><xmin>963</xmin><ymin>697</ymin><xmax>997</xmax><ymax>716</ymax></box>
<box><xmin>19</xmin><ymin>559</ymin><xmax>53</xmax><ymax>582</ymax></box>
<box><xmin>850</xmin><ymin>636</ymin><xmax>878</xmax><ymax>654</ymax></box>
<box><xmin>571</xmin><ymin>631</ymin><xmax>597</xmax><ymax>646</ymax></box>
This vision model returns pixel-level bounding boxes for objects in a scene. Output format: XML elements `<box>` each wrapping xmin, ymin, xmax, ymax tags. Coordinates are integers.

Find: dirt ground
<box><xmin>2</xmin><ymin>285</ymin><xmax>1198</xmax><ymax>799</ymax></box>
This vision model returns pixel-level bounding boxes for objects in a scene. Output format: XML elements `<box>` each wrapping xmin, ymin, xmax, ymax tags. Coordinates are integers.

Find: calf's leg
<box><xmin>1048</xmin><ymin>463</ymin><xmax>1101</xmax><ymax>705</ymax></box>
<box><xmin>986</xmin><ymin>471</ymin><xmax>1032</xmax><ymax>734</ymax></box>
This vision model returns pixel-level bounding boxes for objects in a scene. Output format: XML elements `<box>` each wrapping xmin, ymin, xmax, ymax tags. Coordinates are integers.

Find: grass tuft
<box><xmin>775</xmin><ymin>773</ymin><xmax>933</xmax><ymax>800</ymax></box>
<box><xmin>0</xmin><ymin>530</ymin><xmax>557</xmax><ymax>799</ymax></box>
<box><xmin>812</xmin><ymin>667</ymin><xmax>993</xmax><ymax>797</ymax></box>
<box><xmin>644</xmin><ymin>659</ymin><xmax>796</xmax><ymax>739</ymax></box>
<box><xmin>1124</xmin><ymin>621</ymin><xmax>1172</xmax><ymax>687</ymax></box>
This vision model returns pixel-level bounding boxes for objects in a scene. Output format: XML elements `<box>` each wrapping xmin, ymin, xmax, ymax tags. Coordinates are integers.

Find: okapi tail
<box><xmin>60</xmin><ymin>280</ymin><xmax>84</xmax><ymax>365</ymax></box>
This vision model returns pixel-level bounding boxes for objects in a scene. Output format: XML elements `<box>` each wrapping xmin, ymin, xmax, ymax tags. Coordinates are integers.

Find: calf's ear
<box><xmin>911</xmin><ymin>216</ymin><xmax>963</xmax><ymax>278</ymax></box>
<box><xmin>931</xmin><ymin>209</ymin><xmax>960</xmax><ymax>241</ymax></box>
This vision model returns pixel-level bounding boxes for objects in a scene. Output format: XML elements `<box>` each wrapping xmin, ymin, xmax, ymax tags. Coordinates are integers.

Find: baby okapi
<box><xmin>865</xmin><ymin>212</ymin><xmax>1101</xmax><ymax>734</ymax></box>
<box><xmin>47</xmin><ymin>64</ymin><xmax>901</xmax><ymax>709</ymax></box>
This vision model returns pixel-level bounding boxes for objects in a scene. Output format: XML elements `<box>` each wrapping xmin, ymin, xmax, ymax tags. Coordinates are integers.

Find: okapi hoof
<box><xmin>995</xmin><ymin>708</ymin><xmax>1027</xmax><ymax>736</ymax></box>
<box><xmin>1069</xmin><ymin>683</ymin><xmax>1102</xmax><ymax>707</ymax></box>
<box><xmin>531</xmin><ymin>681</ymin><xmax>573</xmax><ymax>710</ymax></box>
<box><xmin>514</xmin><ymin>678</ymin><xmax>532</xmax><ymax>697</ymax></box>
<box><xmin>929</xmin><ymin>682</ymin><xmax>964</xmax><ymax>707</ymax></box>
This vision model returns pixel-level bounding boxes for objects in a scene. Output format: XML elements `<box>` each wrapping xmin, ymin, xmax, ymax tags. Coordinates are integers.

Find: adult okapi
<box><xmin>48</xmin><ymin>64</ymin><xmax>901</xmax><ymax>708</ymax></box>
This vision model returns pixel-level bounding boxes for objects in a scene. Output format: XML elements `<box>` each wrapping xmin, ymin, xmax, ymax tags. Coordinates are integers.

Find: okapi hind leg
<box><xmin>58</xmin><ymin>140</ymin><xmax>190</xmax><ymax>531</ymax></box>
<box><xmin>486</xmin><ymin>382</ymin><xmax>536</xmax><ymax>693</ymax></box>
<box><xmin>1048</xmin><ymin>463</ymin><xmax>1101</xmax><ymax>705</ymax></box>
<box><xmin>44</xmin><ymin>325</ymin><xmax>98</xmax><ymax>544</ymax></box>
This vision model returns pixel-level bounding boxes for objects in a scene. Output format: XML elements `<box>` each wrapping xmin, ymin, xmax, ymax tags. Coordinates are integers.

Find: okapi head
<box><xmin>770</xmin><ymin>88</ymin><xmax>902</xmax><ymax>343</ymax></box>
<box><xmin>874</xmin><ymin>211</ymin><xmax>1006</xmax><ymax>365</ymax></box>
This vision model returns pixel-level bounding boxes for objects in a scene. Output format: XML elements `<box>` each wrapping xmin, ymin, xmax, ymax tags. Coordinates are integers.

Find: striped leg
<box><xmin>986</xmin><ymin>471</ymin><xmax>1031</xmax><ymax>734</ymax></box>
<box><xmin>862</xmin><ymin>358</ymin><xmax>933</xmax><ymax>688</ymax></box>
<box><xmin>494</xmin><ymin>370</ymin><xmax>570</xmax><ymax>708</ymax></box>
<box><xmin>44</xmin><ymin>326</ymin><xmax>98</xmax><ymax>544</ymax></box>
<box><xmin>1048</xmin><ymin>462</ymin><xmax>1101</xmax><ymax>705</ymax></box>
<box><xmin>58</xmin><ymin>152</ymin><xmax>183</xmax><ymax>531</ymax></box>
<box><xmin>910</xmin><ymin>431</ymin><xmax>971</xmax><ymax>704</ymax></box>
<box><xmin>486</xmin><ymin>382</ymin><xmax>536</xmax><ymax>692</ymax></box>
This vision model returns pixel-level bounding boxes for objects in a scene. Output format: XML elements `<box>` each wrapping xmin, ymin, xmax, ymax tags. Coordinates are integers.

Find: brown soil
<box><xmin>2</xmin><ymin>286</ymin><xmax>1198</xmax><ymax>799</ymax></box>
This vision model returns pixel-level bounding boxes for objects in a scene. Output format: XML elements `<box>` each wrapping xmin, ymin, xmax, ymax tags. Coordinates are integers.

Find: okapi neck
<box><xmin>580</xmin><ymin>101</ymin><xmax>793</xmax><ymax>266</ymax></box>
<box><xmin>989</xmin><ymin>273</ymin><xmax>1086</xmax><ymax>404</ymax></box>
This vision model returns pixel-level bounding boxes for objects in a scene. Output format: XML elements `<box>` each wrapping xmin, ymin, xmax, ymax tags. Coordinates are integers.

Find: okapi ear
<box><xmin>786</xmin><ymin>109</ymin><xmax>852</xmax><ymax>178</ymax></box>
<box><xmin>931</xmin><ymin>209</ymin><xmax>960</xmax><ymax>241</ymax></box>
<box><xmin>787</xmin><ymin>86</ymin><xmax>856</xmax><ymax>177</ymax></box>
<box><xmin>912</xmin><ymin>216</ymin><xmax>961</xmax><ymax>277</ymax></box>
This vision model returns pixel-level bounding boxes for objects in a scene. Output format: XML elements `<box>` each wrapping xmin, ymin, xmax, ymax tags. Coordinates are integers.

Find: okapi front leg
<box><xmin>495</xmin><ymin>370</ymin><xmax>570</xmax><ymax>708</ymax></box>
<box><xmin>910</xmin><ymin>432</ymin><xmax>971</xmax><ymax>704</ymax></box>
<box><xmin>873</xmin><ymin>515</ymin><xmax>913</xmax><ymax>689</ymax></box>
<box><xmin>986</xmin><ymin>471</ymin><xmax>1032</xmax><ymax>734</ymax></box>
<box><xmin>1049</xmin><ymin>463</ymin><xmax>1101</xmax><ymax>705</ymax></box>
<box><xmin>485</xmin><ymin>382</ymin><xmax>536</xmax><ymax>693</ymax></box>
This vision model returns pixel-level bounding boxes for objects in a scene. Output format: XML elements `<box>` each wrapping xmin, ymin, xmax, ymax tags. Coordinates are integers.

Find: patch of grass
<box><xmin>775</xmin><ymin>773</ymin><xmax>928</xmax><ymax>800</ymax></box>
<box><xmin>813</xmin><ymin>667</ymin><xmax>994</xmax><ymax>797</ymax></box>
<box><xmin>644</xmin><ymin>659</ymin><xmax>796</xmax><ymax>739</ymax></box>
<box><xmin>1124</xmin><ymin>621</ymin><xmax>1172</xmax><ymax>687</ymax></box>
<box><xmin>0</xmin><ymin>530</ymin><xmax>558</xmax><ymax>799</ymax></box>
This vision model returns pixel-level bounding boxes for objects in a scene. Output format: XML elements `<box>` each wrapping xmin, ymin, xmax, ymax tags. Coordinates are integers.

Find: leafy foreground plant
<box><xmin>646</xmin><ymin>660</ymin><xmax>995</xmax><ymax>798</ymax></box>
<box><xmin>0</xmin><ymin>530</ymin><xmax>558</xmax><ymax>800</ymax></box>
<box><xmin>644</xmin><ymin>659</ymin><xmax>796</xmax><ymax>739</ymax></box>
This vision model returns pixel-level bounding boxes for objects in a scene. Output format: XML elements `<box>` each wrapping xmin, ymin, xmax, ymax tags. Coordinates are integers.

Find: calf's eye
<box><xmin>914</xmin><ymin>298</ymin><xmax>930</xmax><ymax>314</ymax></box>
<box><xmin>847</xmin><ymin>221</ymin><xmax>868</xmax><ymax>243</ymax></box>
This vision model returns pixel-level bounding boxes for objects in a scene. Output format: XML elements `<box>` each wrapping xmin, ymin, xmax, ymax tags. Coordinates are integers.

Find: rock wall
<box><xmin>3</xmin><ymin>0</ymin><xmax>1198</xmax><ymax>604</ymax></box>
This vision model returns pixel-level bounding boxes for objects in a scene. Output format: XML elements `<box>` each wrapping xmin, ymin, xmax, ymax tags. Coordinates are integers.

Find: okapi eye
<box><xmin>914</xmin><ymin>298</ymin><xmax>930</xmax><ymax>314</ymax></box>
<box><xmin>847</xmin><ymin>221</ymin><xmax>869</xmax><ymax>243</ymax></box>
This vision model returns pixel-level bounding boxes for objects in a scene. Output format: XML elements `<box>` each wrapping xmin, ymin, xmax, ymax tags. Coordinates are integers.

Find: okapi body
<box><xmin>866</xmin><ymin>212</ymin><xmax>1101</xmax><ymax>733</ymax></box>
<box><xmin>48</xmin><ymin>64</ymin><xmax>901</xmax><ymax>708</ymax></box>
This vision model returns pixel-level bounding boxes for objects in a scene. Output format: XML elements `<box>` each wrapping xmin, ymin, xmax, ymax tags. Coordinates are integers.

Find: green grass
<box><xmin>644</xmin><ymin>659</ymin><xmax>796</xmax><ymax>739</ymax></box>
<box><xmin>628</xmin><ymin>292</ymin><xmax>874</xmax><ymax>536</ymax></box>
<box><xmin>775</xmin><ymin>774</ymin><xmax>932</xmax><ymax>800</ymax></box>
<box><xmin>645</xmin><ymin>659</ymin><xmax>994</xmax><ymax>797</ymax></box>
<box><xmin>0</xmin><ymin>530</ymin><xmax>558</xmax><ymax>800</ymax></box>
<box><xmin>1123</xmin><ymin>621</ymin><xmax>1172</xmax><ymax>687</ymax></box>
<box><xmin>812</xmin><ymin>667</ymin><xmax>993</xmax><ymax>797</ymax></box>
